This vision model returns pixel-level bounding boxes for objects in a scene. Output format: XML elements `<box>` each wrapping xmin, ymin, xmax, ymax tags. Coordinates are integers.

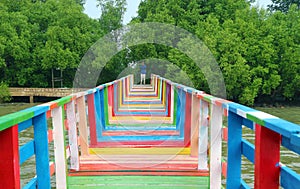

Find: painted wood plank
<box><xmin>87</xmin><ymin>93</ymin><xmax>97</xmax><ymax>145</ymax></box>
<box><xmin>282</xmin><ymin>135</ymin><xmax>300</xmax><ymax>154</ymax></box>
<box><xmin>198</xmin><ymin>100</ymin><xmax>208</xmax><ymax>170</ymax></box>
<box><xmin>69</xmin><ymin>171</ymin><xmax>208</xmax><ymax>177</ymax></box>
<box><xmin>291</xmin><ymin>133</ymin><xmax>300</xmax><ymax>146</ymax></box>
<box><xmin>210</xmin><ymin>103</ymin><xmax>223</xmax><ymax>189</ymax></box>
<box><xmin>241</xmin><ymin>179</ymin><xmax>251</xmax><ymax>189</ymax></box>
<box><xmin>66</xmin><ymin>101</ymin><xmax>79</xmax><ymax>171</ymax></box>
<box><xmin>49</xmin><ymin>162</ymin><xmax>55</xmax><ymax>176</ymax></box>
<box><xmin>254</xmin><ymin>124</ymin><xmax>280</xmax><ymax>189</ymax></box>
<box><xmin>241</xmin><ymin>139</ymin><xmax>255</xmax><ymax>164</ymax></box>
<box><xmin>80</xmin><ymin>154</ymin><xmax>198</xmax><ymax>161</ymax></box>
<box><xmin>0</xmin><ymin>125</ymin><xmax>20</xmax><ymax>189</ymax></box>
<box><xmin>0</xmin><ymin>111</ymin><xmax>33</xmax><ymax>131</ymax></box>
<box><xmin>76</xmin><ymin>96</ymin><xmax>89</xmax><ymax>156</ymax></box>
<box><xmin>177</xmin><ymin>88</ymin><xmax>186</xmax><ymax>138</ymax></box>
<box><xmin>222</xmin><ymin>161</ymin><xmax>227</xmax><ymax>178</ymax></box>
<box><xmin>242</xmin><ymin>118</ymin><xmax>254</xmax><ymax>130</ymax></box>
<box><xmin>23</xmin><ymin>177</ymin><xmax>37</xmax><ymax>189</ymax></box>
<box><xmin>18</xmin><ymin>118</ymin><xmax>32</xmax><ymax>132</ymax></box>
<box><xmin>102</xmin><ymin>130</ymin><xmax>180</xmax><ymax>136</ymax></box>
<box><xmin>89</xmin><ymin>147</ymin><xmax>190</xmax><ymax>155</ymax></box>
<box><xmin>19</xmin><ymin>140</ymin><xmax>35</xmax><ymax>165</ymax></box>
<box><xmin>184</xmin><ymin>92</ymin><xmax>192</xmax><ymax>147</ymax></box>
<box><xmin>95</xmin><ymin>135</ymin><xmax>184</xmax><ymax>141</ymax></box>
<box><xmin>79</xmin><ymin>159</ymin><xmax>198</xmax><ymax>165</ymax></box>
<box><xmin>190</xmin><ymin>94</ymin><xmax>200</xmax><ymax>157</ymax></box>
<box><xmin>91</xmin><ymin>140</ymin><xmax>184</xmax><ymax>148</ymax></box>
<box><xmin>226</xmin><ymin>111</ymin><xmax>243</xmax><ymax>188</ymax></box>
<box><xmin>79</xmin><ymin>163</ymin><xmax>199</xmax><ymax>171</ymax></box>
<box><xmin>52</xmin><ymin>107</ymin><xmax>67</xmax><ymax>189</ymax></box>
<box><xmin>33</xmin><ymin>112</ymin><xmax>51</xmax><ymax>189</ymax></box>
<box><xmin>222</xmin><ymin>127</ymin><xmax>228</xmax><ymax>141</ymax></box>
<box><xmin>94</xmin><ymin>89</ymin><xmax>103</xmax><ymax>140</ymax></box>
<box><xmin>280</xmin><ymin>165</ymin><xmax>300</xmax><ymax>189</ymax></box>
<box><xmin>48</xmin><ymin>129</ymin><xmax>53</xmax><ymax>143</ymax></box>
<box><xmin>67</xmin><ymin>176</ymin><xmax>209</xmax><ymax>188</ymax></box>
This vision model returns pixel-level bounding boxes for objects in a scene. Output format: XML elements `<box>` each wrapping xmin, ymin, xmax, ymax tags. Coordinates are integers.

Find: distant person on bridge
<box><xmin>140</xmin><ymin>62</ymin><xmax>146</xmax><ymax>85</ymax></box>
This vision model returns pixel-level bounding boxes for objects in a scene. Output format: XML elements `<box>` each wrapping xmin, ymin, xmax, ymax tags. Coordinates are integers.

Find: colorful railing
<box><xmin>0</xmin><ymin>74</ymin><xmax>300</xmax><ymax>189</ymax></box>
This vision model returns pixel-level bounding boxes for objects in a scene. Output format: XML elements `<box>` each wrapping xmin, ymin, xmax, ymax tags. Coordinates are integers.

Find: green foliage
<box><xmin>0</xmin><ymin>0</ymin><xmax>299</xmax><ymax>106</ymax></box>
<box><xmin>0</xmin><ymin>0</ymin><xmax>102</xmax><ymax>88</ymax></box>
<box><xmin>269</xmin><ymin>0</ymin><xmax>300</xmax><ymax>12</ymax></box>
<box><xmin>97</xmin><ymin>0</ymin><xmax>127</xmax><ymax>33</ymax></box>
<box><xmin>0</xmin><ymin>82</ymin><xmax>11</xmax><ymax>103</ymax></box>
<box><xmin>131</xmin><ymin>0</ymin><xmax>300</xmax><ymax>106</ymax></box>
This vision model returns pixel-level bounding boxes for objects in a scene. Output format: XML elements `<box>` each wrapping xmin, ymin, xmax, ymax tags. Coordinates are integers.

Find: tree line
<box><xmin>0</xmin><ymin>0</ymin><xmax>299</xmax><ymax>106</ymax></box>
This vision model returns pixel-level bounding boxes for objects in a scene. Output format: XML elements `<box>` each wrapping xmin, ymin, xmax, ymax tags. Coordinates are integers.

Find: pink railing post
<box><xmin>87</xmin><ymin>93</ymin><xmax>97</xmax><ymax>146</ymax></box>
<box><xmin>184</xmin><ymin>92</ymin><xmax>192</xmax><ymax>147</ymax></box>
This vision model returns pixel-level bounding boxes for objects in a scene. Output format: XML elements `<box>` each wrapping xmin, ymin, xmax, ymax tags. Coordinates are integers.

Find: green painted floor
<box><xmin>67</xmin><ymin>176</ymin><xmax>209</xmax><ymax>189</ymax></box>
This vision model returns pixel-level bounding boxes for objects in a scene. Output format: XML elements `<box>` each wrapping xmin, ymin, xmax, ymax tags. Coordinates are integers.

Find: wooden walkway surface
<box><xmin>67</xmin><ymin>79</ymin><xmax>209</xmax><ymax>188</ymax></box>
<box><xmin>67</xmin><ymin>176</ymin><xmax>209</xmax><ymax>189</ymax></box>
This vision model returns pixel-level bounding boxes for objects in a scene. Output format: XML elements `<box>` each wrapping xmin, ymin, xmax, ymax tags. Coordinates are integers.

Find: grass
<box><xmin>256</xmin><ymin>106</ymin><xmax>300</xmax><ymax>124</ymax></box>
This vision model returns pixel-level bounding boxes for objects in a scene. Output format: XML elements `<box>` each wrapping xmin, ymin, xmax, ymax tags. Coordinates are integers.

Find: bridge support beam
<box><xmin>29</xmin><ymin>96</ymin><xmax>34</xmax><ymax>103</ymax></box>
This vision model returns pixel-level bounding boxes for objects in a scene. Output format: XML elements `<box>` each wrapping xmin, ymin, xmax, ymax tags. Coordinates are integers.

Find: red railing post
<box><xmin>254</xmin><ymin>124</ymin><xmax>281</xmax><ymax>188</ymax></box>
<box><xmin>0</xmin><ymin>125</ymin><xmax>20</xmax><ymax>189</ymax></box>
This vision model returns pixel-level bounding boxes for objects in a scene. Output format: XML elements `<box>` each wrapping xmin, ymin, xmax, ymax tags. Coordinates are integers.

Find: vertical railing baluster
<box><xmin>178</xmin><ymin>88</ymin><xmax>186</xmax><ymax>139</ymax></box>
<box><xmin>0</xmin><ymin>125</ymin><xmax>20</xmax><ymax>189</ymax></box>
<box><xmin>184</xmin><ymin>91</ymin><xmax>192</xmax><ymax>147</ymax></box>
<box><xmin>254</xmin><ymin>124</ymin><xmax>280</xmax><ymax>188</ymax></box>
<box><xmin>52</xmin><ymin>107</ymin><xmax>67</xmax><ymax>189</ymax></box>
<box><xmin>198</xmin><ymin>100</ymin><xmax>209</xmax><ymax>170</ymax></box>
<box><xmin>33</xmin><ymin>112</ymin><xmax>51</xmax><ymax>189</ymax></box>
<box><xmin>94</xmin><ymin>89</ymin><xmax>102</xmax><ymax>139</ymax></box>
<box><xmin>87</xmin><ymin>93</ymin><xmax>97</xmax><ymax>146</ymax></box>
<box><xmin>210</xmin><ymin>103</ymin><xmax>223</xmax><ymax>188</ymax></box>
<box><xmin>76</xmin><ymin>96</ymin><xmax>89</xmax><ymax>156</ymax></box>
<box><xmin>190</xmin><ymin>93</ymin><xmax>200</xmax><ymax>157</ymax></box>
<box><xmin>66</xmin><ymin>101</ymin><xmax>79</xmax><ymax>170</ymax></box>
<box><xmin>226</xmin><ymin>111</ymin><xmax>243</xmax><ymax>188</ymax></box>
<box><xmin>170</xmin><ymin>84</ymin><xmax>174</xmax><ymax>123</ymax></box>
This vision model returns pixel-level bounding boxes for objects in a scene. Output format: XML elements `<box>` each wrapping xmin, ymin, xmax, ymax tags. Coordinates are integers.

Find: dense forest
<box><xmin>0</xmin><ymin>0</ymin><xmax>299</xmax><ymax>106</ymax></box>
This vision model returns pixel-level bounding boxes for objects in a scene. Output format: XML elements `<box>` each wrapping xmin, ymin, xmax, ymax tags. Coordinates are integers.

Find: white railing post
<box><xmin>210</xmin><ymin>102</ymin><xmax>223</xmax><ymax>189</ymax></box>
<box><xmin>198</xmin><ymin>100</ymin><xmax>209</xmax><ymax>170</ymax></box>
<box><xmin>66</xmin><ymin>101</ymin><xmax>79</xmax><ymax>170</ymax></box>
<box><xmin>52</xmin><ymin>106</ymin><xmax>67</xmax><ymax>189</ymax></box>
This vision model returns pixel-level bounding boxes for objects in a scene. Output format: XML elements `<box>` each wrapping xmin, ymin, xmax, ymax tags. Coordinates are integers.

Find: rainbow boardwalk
<box><xmin>0</xmin><ymin>74</ymin><xmax>300</xmax><ymax>188</ymax></box>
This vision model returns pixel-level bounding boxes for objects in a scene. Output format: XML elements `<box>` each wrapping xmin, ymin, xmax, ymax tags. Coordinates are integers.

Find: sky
<box><xmin>84</xmin><ymin>0</ymin><xmax>142</xmax><ymax>24</ymax></box>
<box><xmin>84</xmin><ymin>0</ymin><xmax>272</xmax><ymax>25</ymax></box>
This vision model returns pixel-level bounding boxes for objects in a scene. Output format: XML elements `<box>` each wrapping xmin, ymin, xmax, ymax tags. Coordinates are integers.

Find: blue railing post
<box><xmin>94</xmin><ymin>88</ymin><xmax>102</xmax><ymax>140</ymax></box>
<box><xmin>227</xmin><ymin>111</ymin><xmax>243</xmax><ymax>188</ymax></box>
<box><xmin>33</xmin><ymin>112</ymin><xmax>51</xmax><ymax>188</ymax></box>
